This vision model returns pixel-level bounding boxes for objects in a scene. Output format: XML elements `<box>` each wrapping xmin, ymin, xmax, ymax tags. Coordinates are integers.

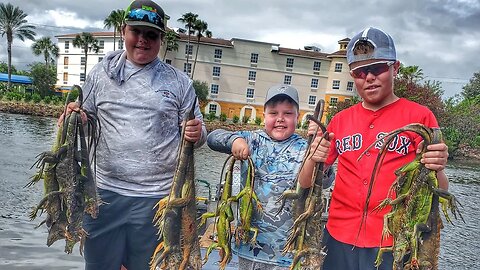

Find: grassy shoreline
<box><xmin>0</xmin><ymin>99</ymin><xmax>274</xmax><ymax>134</ymax></box>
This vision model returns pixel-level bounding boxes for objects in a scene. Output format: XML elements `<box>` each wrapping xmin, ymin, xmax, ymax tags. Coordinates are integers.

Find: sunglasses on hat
<box><xmin>350</xmin><ymin>61</ymin><xmax>395</xmax><ymax>79</ymax></box>
<box><xmin>125</xmin><ymin>8</ymin><xmax>164</xmax><ymax>31</ymax></box>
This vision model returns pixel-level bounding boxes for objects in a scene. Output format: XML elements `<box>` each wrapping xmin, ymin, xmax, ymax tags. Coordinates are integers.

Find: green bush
<box><xmin>242</xmin><ymin>115</ymin><xmax>250</xmax><ymax>124</ymax></box>
<box><xmin>23</xmin><ymin>94</ymin><xmax>32</xmax><ymax>102</ymax></box>
<box><xmin>474</xmin><ymin>135</ymin><xmax>480</xmax><ymax>147</ymax></box>
<box><xmin>442</xmin><ymin>126</ymin><xmax>460</xmax><ymax>156</ymax></box>
<box><xmin>206</xmin><ymin>111</ymin><xmax>217</xmax><ymax>121</ymax></box>
<box><xmin>43</xmin><ymin>95</ymin><xmax>52</xmax><ymax>104</ymax></box>
<box><xmin>302</xmin><ymin>121</ymin><xmax>309</xmax><ymax>130</ymax></box>
<box><xmin>52</xmin><ymin>95</ymin><xmax>64</xmax><ymax>105</ymax></box>
<box><xmin>65</xmin><ymin>88</ymin><xmax>79</xmax><ymax>103</ymax></box>
<box><xmin>5</xmin><ymin>92</ymin><xmax>23</xmax><ymax>101</ymax></box>
<box><xmin>232</xmin><ymin>115</ymin><xmax>239</xmax><ymax>124</ymax></box>
<box><xmin>32</xmin><ymin>93</ymin><xmax>42</xmax><ymax>103</ymax></box>
<box><xmin>255</xmin><ymin>116</ymin><xmax>262</xmax><ymax>125</ymax></box>
<box><xmin>219</xmin><ymin>113</ymin><xmax>227</xmax><ymax>122</ymax></box>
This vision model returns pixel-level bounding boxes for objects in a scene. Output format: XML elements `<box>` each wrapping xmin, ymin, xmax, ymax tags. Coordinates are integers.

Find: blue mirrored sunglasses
<box><xmin>126</xmin><ymin>8</ymin><xmax>161</xmax><ymax>27</ymax></box>
<box><xmin>350</xmin><ymin>61</ymin><xmax>395</xmax><ymax>79</ymax></box>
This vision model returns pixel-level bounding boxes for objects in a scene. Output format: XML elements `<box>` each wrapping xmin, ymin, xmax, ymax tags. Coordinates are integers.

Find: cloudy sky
<box><xmin>2</xmin><ymin>0</ymin><xmax>479</xmax><ymax>98</ymax></box>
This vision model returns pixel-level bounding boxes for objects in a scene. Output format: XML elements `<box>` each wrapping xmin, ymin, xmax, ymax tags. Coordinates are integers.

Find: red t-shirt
<box><xmin>325</xmin><ymin>98</ymin><xmax>439</xmax><ymax>247</ymax></box>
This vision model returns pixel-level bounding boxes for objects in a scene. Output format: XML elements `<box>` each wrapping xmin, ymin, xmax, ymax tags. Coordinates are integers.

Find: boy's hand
<box><xmin>185</xmin><ymin>118</ymin><xmax>203</xmax><ymax>143</ymax></box>
<box><xmin>309</xmin><ymin>133</ymin><xmax>334</xmax><ymax>163</ymax></box>
<box><xmin>417</xmin><ymin>141</ymin><xmax>449</xmax><ymax>171</ymax></box>
<box><xmin>57</xmin><ymin>102</ymin><xmax>87</xmax><ymax>126</ymax></box>
<box><xmin>307</xmin><ymin>120</ymin><xmax>318</xmax><ymax>136</ymax></box>
<box><xmin>306</xmin><ymin>120</ymin><xmax>332</xmax><ymax>163</ymax></box>
<box><xmin>231</xmin><ymin>138</ymin><xmax>249</xmax><ymax>160</ymax></box>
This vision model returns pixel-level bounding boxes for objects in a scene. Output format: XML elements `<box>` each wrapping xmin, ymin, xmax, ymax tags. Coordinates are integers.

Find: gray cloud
<box><xmin>3</xmin><ymin>0</ymin><xmax>479</xmax><ymax>97</ymax></box>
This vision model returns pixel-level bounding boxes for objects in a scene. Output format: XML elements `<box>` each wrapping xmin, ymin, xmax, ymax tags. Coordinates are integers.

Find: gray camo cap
<box><xmin>346</xmin><ymin>27</ymin><xmax>396</xmax><ymax>65</ymax></box>
<box><xmin>265</xmin><ymin>84</ymin><xmax>299</xmax><ymax>106</ymax></box>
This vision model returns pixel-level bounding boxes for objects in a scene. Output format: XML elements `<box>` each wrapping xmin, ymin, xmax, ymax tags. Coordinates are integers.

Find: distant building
<box><xmin>55</xmin><ymin>32</ymin><xmax>122</xmax><ymax>88</ymax></box>
<box><xmin>55</xmin><ymin>30</ymin><xmax>356</xmax><ymax>123</ymax></box>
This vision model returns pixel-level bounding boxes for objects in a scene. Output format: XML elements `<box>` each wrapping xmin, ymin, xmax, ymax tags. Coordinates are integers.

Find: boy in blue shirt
<box><xmin>207</xmin><ymin>84</ymin><xmax>330</xmax><ymax>269</ymax></box>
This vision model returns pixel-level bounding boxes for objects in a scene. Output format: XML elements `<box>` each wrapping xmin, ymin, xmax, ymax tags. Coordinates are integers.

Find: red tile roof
<box><xmin>278</xmin><ymin>47</ymin><xmax>330</xmax><ymax>60</ymax></box>
<box><xmin>178</xmin><ymin>33</ymin><xmax>233</xmax><ymax>47</ymax></box>
<box><xmin>328</xmin><ymin>50</ymin><xmax>347</xmax><ymax>58</ymax></box>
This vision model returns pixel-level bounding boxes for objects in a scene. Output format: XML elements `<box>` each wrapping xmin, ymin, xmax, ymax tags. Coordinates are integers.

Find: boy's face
<box><xmin>263</xmin><ymin>100</ymin><xmax>299</xmax><ymax>141</ymax></box>
<box><xmin>122</xmin><ymin>25</ymin><xmax>163</xmax><ymax>66</ymax></box>
<box><xmin>350</xmin><ymin>59</ymin><xmax>400</xmax><ymax>110</ymax></box>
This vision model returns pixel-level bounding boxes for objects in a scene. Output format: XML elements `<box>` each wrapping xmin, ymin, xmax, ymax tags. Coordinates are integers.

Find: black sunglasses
<box><xmin>350</xmin><ymin>61</ymin><xmax>395</xmax><ymax>79</ymax></box>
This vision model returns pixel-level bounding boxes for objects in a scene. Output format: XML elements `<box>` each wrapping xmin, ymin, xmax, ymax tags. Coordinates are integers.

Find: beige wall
<box><xmin>167</xmin><ymin>37</ymin><xmax>356</xmax><ymax>122</ymax></box>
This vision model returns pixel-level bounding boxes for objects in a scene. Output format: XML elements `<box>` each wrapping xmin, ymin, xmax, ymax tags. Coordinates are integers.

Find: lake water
<box><xmin>0</xmin><ymin>112</ymin><xmax>479</xmax><ymax>269</ymax></box>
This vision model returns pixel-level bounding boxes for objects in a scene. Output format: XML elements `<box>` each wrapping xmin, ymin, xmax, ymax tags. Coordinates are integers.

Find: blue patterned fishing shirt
<box><xmin>207</xmin><ymin>129</ymin><xmax>308</xmax><ymax>266</ymax></box>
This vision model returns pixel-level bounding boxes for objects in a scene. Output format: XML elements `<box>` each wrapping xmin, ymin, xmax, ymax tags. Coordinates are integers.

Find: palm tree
<box><xmin>104</xmin><ymin>9</ymin><xmax>125</xmax><ymax>51</ymax></box>
<box><xmin>177</xmin><ymin>12</ymin><xmax>198</xmax><ymax>66</ymax></box>
<box><xmin>31</xmin><ymin>37</ymin><xmax>59</xmax><ymax>68</ymax></box>
<box><xmin>398</xmin><ymin>64</ymin><xmax>424</xmax><ymax>83</ymax></box>
<box><xmin>0</xmin><ymin>3</ymin><xmax>36</xmax><ymax>90</ymax></box>
<box><xmin>162</xmin><ymin>30</ymin><xmax>179</xmax><ymax>61</ymax></box>
<box><xmin>73</xmin><ymin>32</ymin><xmax>100</xmax><ymax>83</ymax></box>
<box><xmin>191</xmin><ymin>20</ymin><xmax>211</xmax><ymax>79</ymax></box>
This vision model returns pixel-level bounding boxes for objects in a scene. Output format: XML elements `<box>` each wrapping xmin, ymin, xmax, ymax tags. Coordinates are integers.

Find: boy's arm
<box><xmin>298</xmin><ymin>132</ymin><xmax>334</xmax><ymax>188</ymax></box>
<box><xmin>207</xmin><ymin>129</ymin><xmax>242</xmax><ymax>154</ymax></box>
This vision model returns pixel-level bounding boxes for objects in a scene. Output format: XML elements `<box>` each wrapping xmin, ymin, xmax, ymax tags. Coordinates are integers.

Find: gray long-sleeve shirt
<box><xmin>82</xmin><ymin>50</ymin><xmax>206</xmax><ymax>197</ymax></box>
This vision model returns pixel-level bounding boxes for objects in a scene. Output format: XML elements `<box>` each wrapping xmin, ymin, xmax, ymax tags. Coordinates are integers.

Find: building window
<box><xmin>98</xmin><ymin>57</ymin><xmax>103</xmax><ymax>63</ymax></box>
<box><xmin>330</xmin><ymin>97</ymin><xmax>338</xmax><ymax>106</ymax></box>
<box><xmin>250</xmin><ymin>53</ymin><xmax>259</xmax><ymax>63</ymax></box>
<box><xmin>308</xmin><ymin>95</ymin><xmax>317</xmax><ymax>105</ymax></box>
<box><xmin>212</xmin><ymin>66</ymin><xmax>221</xmax><ymax>77</ymax></box>
<box><xmin>80</xmin><ymin>57</ymin><xmax>86</xmax><ymax>66</ymax></box>
<box><xmin>313</xmin><ymin>61</ymin><xmax>321</xmax><ymax>71</ymax></box>
<box><xmin>185</xmin><ymin>44</ymin><xmax>193</xmax><ymax>55</ymax></box>
<box><xmin>311</xmin><ymin>78</ymin><xmax>318</xmax><ymax>88</ymax></box>
<box><xmin>246</xmin><ymin>88</ymin><xmax>254</xmax><ymax>99</ymax></box>
<box><xmin>210</xmin><ymin>84</ymin><xmax>219</xmax><ymax>94</ymax></box>
<box><xmin>284</xmin><ymin>75</ymin><xmax>292</xmax><ymax>85</ymax></box>
<box><xmin>286</xmin><ymin>57</ymin><xmax>294</xmax><ymax>68</ymax></box>
<box><xmin>63</xmin><ymin>72</ymin><xmax>68</xmax><ymax>81</ymax></box>
<box><xmin>118</xmin><ymin>39</ymin><xmax>124</xmax><ymax>49</ymax></box>
<box><xmin>209</xmin><ymin>104</ymin><xmax>217</xmax><ymax>114</ymax></box>
<box><xmin>332</xmin><ymin>80</ymin><xmax>340</xmax><ymax>90</ymax></box>
<box><xmin>165</xmin><ymin>59</ymin><xmax>172</xmax><ymax>65</ymax></box>
<box><xmin>80</xmin><ymin>73</ymin><xmax>85</xmax><ymax>82</ymax></box>
<box><xmin>64</xmin><ymin>57</ymin><xmax>69</xmax><ymax>65</ymax></box>
<box><xmin>99</xmin><ymin>40</ymin><xmax>105</xmax><ymax>50</ymax></box>
<box><xmin>65</xmin><ymin>41</ymin><xmax>69</xmax><ymax>50</ymax></box>
<box><xmin>248</xmin><ymin>70</ymin><xmax>256</xmax><ymax>81</ymax></box>
<box><xmin>183</xmin><ymin>63</ymin><xmax>192</xmax><ymax>74</ymax></box>
<box><xmin>214</xmin><ymin>48</ymin><xmax>222</xmax><ymax>59</ymax></box>
<box><xmin>335</xmin><ymin>63</ymin><xmax>343</xmax><ymax>72</ymax></box>
<box><xmin>347</xmin><ymin>81</ymin><xmax>354</xmax><ymax>91</ymax></box>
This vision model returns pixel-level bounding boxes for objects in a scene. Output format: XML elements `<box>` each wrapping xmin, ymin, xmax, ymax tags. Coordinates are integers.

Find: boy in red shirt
<box><xmin>305</xmin><ymin>27</ymin><xmax>449</xmax><ymax>270</ymax></box>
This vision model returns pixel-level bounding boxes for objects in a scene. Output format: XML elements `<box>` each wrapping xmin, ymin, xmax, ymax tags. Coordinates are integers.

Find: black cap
<box><xmin>124</xmin><ymin>0</ymin><xmax>165</xmax><ymax>32</ymax></box>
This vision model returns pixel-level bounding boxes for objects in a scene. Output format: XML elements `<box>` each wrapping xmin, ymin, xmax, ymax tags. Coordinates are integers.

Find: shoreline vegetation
<box><xmin>1</xmin><ymin>99</ymin><xmax>478</xmax><ymax>164</ymax></box>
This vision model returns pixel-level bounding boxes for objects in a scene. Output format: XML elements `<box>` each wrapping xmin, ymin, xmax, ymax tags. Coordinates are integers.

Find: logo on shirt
<box><xmin>155</xmin><ymin>89</ymin><xmax>176</xmax><ymax>99</ymax></box>
<box><xmin>335</xmin><ymin>132</ymin><xmax>412</xmax><ymax>156</ymax></box>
